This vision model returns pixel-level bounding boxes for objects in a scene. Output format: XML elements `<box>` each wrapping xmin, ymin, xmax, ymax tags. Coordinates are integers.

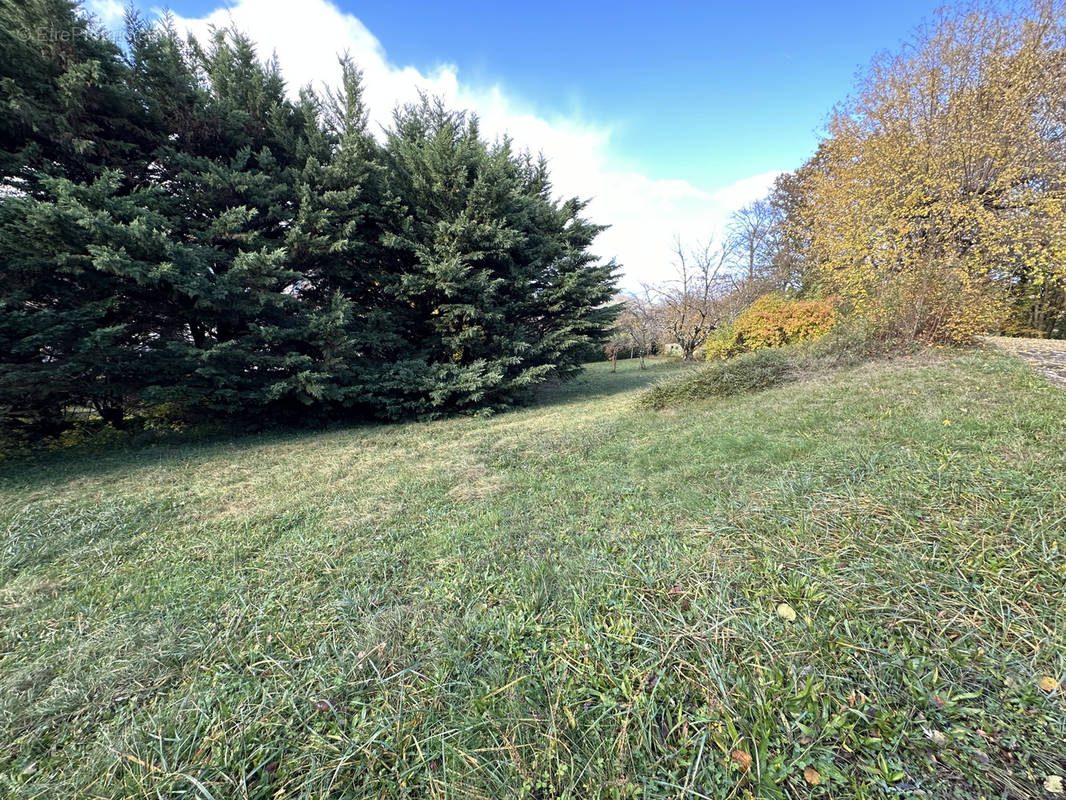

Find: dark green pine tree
<box><xmin>0</xmin><ymin>2</ymin><xmax>174</xmax><ymax>434</ymax></box>
<box><xmin>516</xmin><ymin>177</ymin><xmax>621</xmax><ymax>379</ymax></box>
<box><xmin>371</xmin><ymin>99</ymin><xmax>617</xmax><ymax>419</ymax></box>
<box><xmin>1</xmin><ymin>6</ymin><xmax>618</xmax><ymax>437</ymax></box>
<box><xmin>283</xmin><ymin>59</ymin><xmax>386</xmax><ymax>413</ymax></box>
<box><xmin>129</xmin><ymin>23</ymin><xmax>326</xmax><ymax>418</ymax></box>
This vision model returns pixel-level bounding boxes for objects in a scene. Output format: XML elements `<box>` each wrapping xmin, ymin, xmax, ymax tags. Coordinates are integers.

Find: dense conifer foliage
<box><xmin>0</xmin><ymin>3</ymin><xmax>617</xmax><ymax>436</ymax></box>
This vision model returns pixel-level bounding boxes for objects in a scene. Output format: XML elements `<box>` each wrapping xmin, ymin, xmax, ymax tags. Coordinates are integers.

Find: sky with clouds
<box><xmin>89</xmin><ymin>0</ymin><xmax>945</xmax><ymax>289</ymax></box>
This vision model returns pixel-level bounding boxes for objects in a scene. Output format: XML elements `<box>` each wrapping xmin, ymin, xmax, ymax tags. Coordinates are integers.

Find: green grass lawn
<box><xmin>2</xmin><ymin>351</ymin><xmax>1064</xmax><ymax>799</ymax></box>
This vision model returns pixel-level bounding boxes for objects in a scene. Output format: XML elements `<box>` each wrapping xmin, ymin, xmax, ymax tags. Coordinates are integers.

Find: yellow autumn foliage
<box><xmin>702</xmin><ymin>294</ymin><xmax>836</xmax><ymax>359</ymax></box>
<box><xmin>797</xmin><ymin>1</ymin><xmax>1066</xmax><ymax>342</ymax></box>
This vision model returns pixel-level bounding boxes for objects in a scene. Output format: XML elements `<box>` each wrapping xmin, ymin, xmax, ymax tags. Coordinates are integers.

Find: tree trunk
<box><xmin>97</xmin><ymin>401</ymin><xmax>126</xmax><ymax>429</ymax></box>
<box><xmin>189</xmin><ymin>321</ymin><xmax>206</xmax><ymax>349</ymax></box>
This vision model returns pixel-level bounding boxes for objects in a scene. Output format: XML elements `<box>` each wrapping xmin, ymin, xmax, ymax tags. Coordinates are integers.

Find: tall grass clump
<box><xmin>641</xmin><ymin>319</ymin><xmax>910</xmax><ymax>409</ymax></box>
<box><xmin>639</xmin><ymin>349</ymin><xmax>794</xmax><ymax>409</ymax></box>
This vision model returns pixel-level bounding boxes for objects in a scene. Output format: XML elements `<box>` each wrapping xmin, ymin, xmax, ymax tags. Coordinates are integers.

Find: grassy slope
<box><xmin>1</xmin><ymin>352</ymin><xmax>1064</xmax><ymax>799</ymax></box>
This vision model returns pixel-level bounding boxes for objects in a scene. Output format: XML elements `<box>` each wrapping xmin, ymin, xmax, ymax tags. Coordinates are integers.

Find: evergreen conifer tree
<box><xmin>0</xmin><ymin>1</ymin><xmax>168</xmax><ymax>433</ymax></box>
<box><xmin>0</xmin><ymin>6</ymin><xmax>618</xmax><ymax>436</ymax></box>
<box><xmin>372</xmin><ymin>99</ymin><xmax>617</xmax><ymax>418</ymax></box>
<box><xmin>130</xmin><ymin>25</ymin><xmax>320</xmax><ymax>416</ymax></box>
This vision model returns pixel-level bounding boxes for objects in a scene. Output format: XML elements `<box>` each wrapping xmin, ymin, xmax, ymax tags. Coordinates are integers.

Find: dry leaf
<box><xmin>1045</xmin><ymin>775</ymin><xmax>1064</xmax><ymax>795</ymax></box>
<box><xmin>730</xmin><ymin>749</ymin><xmax>753</xmax><ymax>772</ymax></box>
<box><xmin>1038</xmin><ymin>676</ymin><xmax>1060</xmax><ymax>692</ymax></box>
<box><xmin>924</xmin><ymin>728</ymin><xmax>947</xmax><ymax>746</ymax></box>
<box><xmin>777</xmin><ymin>602</ymin><xmax>797</xmax><ymax>622</ymax></box>
<box><xmin>803</xmin><ymin>766</ymin><xmax>822</xmax><ymax>786</ymax></box>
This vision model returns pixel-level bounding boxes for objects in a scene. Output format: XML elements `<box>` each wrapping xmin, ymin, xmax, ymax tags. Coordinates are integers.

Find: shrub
<box><xmin>641</xmin><ymin>317</ymin><xmax>898</xmax><ymax>409</ymax></box>
<box><xmin>698</xmin><ymin>327</ymin><xmax>737</xmax><ymax>361</ymax></box>
<box><xmin>702</xmin><ymin>295</ymin><xmax>837</xmax><ymax>360</ymax></box>
<box><xmin>639</xmin><ymin>349</ymin><xmax>794</xmax><ymax>409</ymax></box>
<box><xmin>847</xmin><ymin>269</ymin><xmax>1006</xmax><ymax>344</ymax></box>
<box><xmin>792</xmin><ymin>315</ymin><xmax>899</xmax><ymax>370</ymax></box>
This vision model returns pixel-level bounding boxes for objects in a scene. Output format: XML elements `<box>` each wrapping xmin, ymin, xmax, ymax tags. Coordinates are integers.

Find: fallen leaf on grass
<box><xmin>803</xmin><ymin>766</ymin><xmax>822</xmax><ymax>785</ymax></box>
<box><xmin>668</xmin><ymin>585</ymin><xmax>691</xmax><ymax>610</ymax></box>
<box><xmin>730</xmin><ymin>749</ymin><xmax>753</xmax><ymax>772</ymax></box>
<box><xmin>847</xmin><ymin>689</ymin><xmax>868</xmax><ymax>707</ymax></box>
<box><xmin>777</xmin><ymin>603</ymin><xmax>797</xmax><ymax>622</ymax></box>
<box><xmin>1037</xmin><ymin>676</ymin><xmax>1060</xmax><ymax>692</ymax></box>
<box><xmin>924</xmin><ymin>728</ymin><xmax>947</xmax><ymax>746</ymax></box>
<box><xmin>1045</xmin><ymin>775</ymin><xmax>1064</xmax><ymax>795</ymax></box>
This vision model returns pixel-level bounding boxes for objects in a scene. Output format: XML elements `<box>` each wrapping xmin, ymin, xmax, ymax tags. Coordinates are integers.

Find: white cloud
<box><xmin>86</xmin><ymin>0</ymin><xmax>126</xmax><ymax>29</ymax></box>
<box><xmin>169</xmin><ymin>0</ymin><xmax>781</xmax><ymax>289</ymax></box>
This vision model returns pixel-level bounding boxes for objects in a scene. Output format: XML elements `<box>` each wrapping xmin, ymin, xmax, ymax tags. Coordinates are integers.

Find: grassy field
<box><xmin>2</xmin><ymin>350</ymin><xmax>1065</xmax><ymax>798</ymax></box>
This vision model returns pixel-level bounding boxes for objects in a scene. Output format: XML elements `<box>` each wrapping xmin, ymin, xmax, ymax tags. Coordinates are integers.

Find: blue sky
<box><xmin>347</xmin><ymin>0</ymin><xmax>943</xmax><ymax>187</ymax></box>
<box><xmin>90</xmin><ymin>0</ymin><xmax>945</xmax><ymax>285</ymax></box>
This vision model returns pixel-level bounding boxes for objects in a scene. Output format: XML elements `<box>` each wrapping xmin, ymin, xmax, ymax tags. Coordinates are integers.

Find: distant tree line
<box><xmin>0</xmin><ymin>1</ymin><xmax>617</xmax><ymax>440</ymax></box>
<box><xmin>608</xmin><ymin>211</ymin><xmax>805</xmax><ymax>365</ymax></box>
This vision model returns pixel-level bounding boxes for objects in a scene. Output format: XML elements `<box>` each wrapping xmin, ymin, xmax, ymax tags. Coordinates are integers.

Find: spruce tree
<box><xmin>372</xmin><ymin>100</ymin><xmax>617</xmax><ymax>418</ymax></box>
<box><xmin>0</xmin><ymin>1</ymin><xmax>169</xmax><ymax>434</ymax></box>
<box><xmin>1</xmin><ymin>7</ymin><xmax>618</xmax><ymax>437</ymax></box>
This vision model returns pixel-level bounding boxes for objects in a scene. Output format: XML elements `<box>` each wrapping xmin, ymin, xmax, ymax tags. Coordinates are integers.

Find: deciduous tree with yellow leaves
<box><xmin>787</xmin><ymin>0</ymin><xmax>1066</xmax><ymax>341</ymax></box>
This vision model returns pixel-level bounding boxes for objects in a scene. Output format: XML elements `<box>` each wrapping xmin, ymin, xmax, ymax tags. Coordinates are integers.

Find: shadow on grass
<box><xmin>0</xmin><ymin>359</ymin><xmax>691</xmax><ymax>491</ymax></box>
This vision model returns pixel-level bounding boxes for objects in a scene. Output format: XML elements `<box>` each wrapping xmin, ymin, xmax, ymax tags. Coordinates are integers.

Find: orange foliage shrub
<box><xmin>703</xmin><ymin>295</ymin><xmax>836</xmax><ymax>359</ymax></box>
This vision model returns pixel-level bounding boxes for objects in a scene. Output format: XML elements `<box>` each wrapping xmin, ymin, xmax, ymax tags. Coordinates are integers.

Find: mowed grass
<box><xmin>1</xmin><ymin>351</ymin><xmax>1064</xmax><ymax>799</ymax></box>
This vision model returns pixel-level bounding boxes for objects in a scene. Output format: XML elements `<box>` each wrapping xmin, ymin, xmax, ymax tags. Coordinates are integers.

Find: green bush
<box><xmin>792</xmin><ymin>316</ymin><xmax>886</xmax><ymax>369</ymax></box>
<box><xmin>639</xmin><ymin>349</ymin><xmax>794</xmax><ymax>409</ymax></box>
<box><xmin>698</xmin><ymin>326</ymin><xmax>738</xmax><ymax>361</ymax></box>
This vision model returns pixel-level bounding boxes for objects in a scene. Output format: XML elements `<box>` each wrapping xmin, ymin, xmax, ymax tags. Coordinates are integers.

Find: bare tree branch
<box><xmin>651</xmin><ymin>237</ymin><xmax>734</xmax><ymax>360</ymax></box>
